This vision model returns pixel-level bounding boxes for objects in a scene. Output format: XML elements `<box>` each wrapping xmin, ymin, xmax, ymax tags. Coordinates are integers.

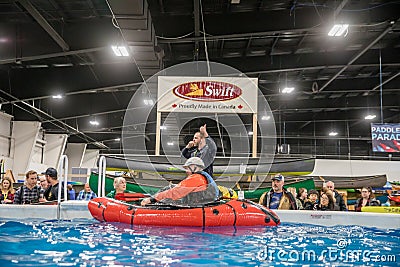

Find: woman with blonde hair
<box><xmin>1</xmin><ymin>176</ymin><xmax>16</xmax><ymax>204</ymax></box>
<box><xmin>106</xmin><ymin>177</ymin><xmax>133</xmax><ymax>198</ymax></box>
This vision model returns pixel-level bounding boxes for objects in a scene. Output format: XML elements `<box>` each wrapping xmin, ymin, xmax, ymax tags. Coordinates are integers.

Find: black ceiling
<box><xmin>0</xmin><ymin>0</ymin><xmax>399</xmax><ymax>158</ymax></box>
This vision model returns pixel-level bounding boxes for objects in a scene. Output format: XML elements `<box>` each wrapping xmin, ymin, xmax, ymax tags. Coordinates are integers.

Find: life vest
<box><xmin>161</xmin><ymin>171</ymin><xmax>219</xmax><ymax>206</ymax></box>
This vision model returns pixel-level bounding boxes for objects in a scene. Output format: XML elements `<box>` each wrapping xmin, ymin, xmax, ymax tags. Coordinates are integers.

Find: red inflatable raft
<box><xmin>88</xmin><ymin>197</ymin><xmax>280</xmax><ymax>227</ymax></box>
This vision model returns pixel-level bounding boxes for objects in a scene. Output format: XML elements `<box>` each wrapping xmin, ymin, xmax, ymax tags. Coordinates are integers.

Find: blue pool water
<box><xmin>0</xmin><ymin>219</ymin><xmax>399</xmax><ymax>266</ymax></box>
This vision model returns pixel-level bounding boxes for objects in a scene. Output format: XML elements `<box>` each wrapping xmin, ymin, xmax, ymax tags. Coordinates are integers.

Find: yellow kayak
<box><xmin>361</xmin><ymin>206</ymin><xmax>400</xmax><ymax>214</ymax></box>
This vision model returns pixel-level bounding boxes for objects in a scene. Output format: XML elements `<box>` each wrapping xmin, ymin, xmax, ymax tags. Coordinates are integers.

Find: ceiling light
<box><xmin>261</xmin><ymin>116</ymin><xmax>271</xmax><ymax>121</ymax></box>
<box><xmin>114</xmin><ymin>138</ymin><xmax>121</xmax><ymax>142</ymax></box>
<box><xmin>365</xmin><ymin>114</ymin><xmax>376</xmax><ymax>120</ymax></box>
<box><xmin>143</xmin><ymin>99</ymin><xmax>154</xmax><ymax>106</ymax></box>
<box><xmin>328</xmin><ymin>24</ymin><xmax>349</xmax><ymax>37</ymax></box>
<box><xmin>248</xmin><ymin>131</ymin><xmax>253</xmax><ymax>136</ymax></box>
<box><xmin>160</xmin><ymin>126</ymin><xmax>167</xmax><ymax>130</ymax></box>
<box><xmin>167</xmin><ymin>142</ymin><xmax>174</xmax><ymax>146</ymax></box>
<box><xmin>52</xmin><ymin>94</ymin><xmax>62</xmax><ymax>99</ymax></box>
<box><xmin>231</xmin><ymin>0</ymin><xmax>240</xmax><ymax>3</ymax></box>
<box><xmin>282</xmin><ymin>87</ymin><xmax>295</xmax><ymax>94</ymax></box>
<box><xmin>111</xmin><ymin>46</ymin><xmax>129</xmax><ymax>57</ymax></box>
<box><xmin>329</xmin><ymin>131</ymin><xmax>338</xmax><ymax>136</ymax></box>
<box><xmin>89</xmin><ymin>120</ymin><xmax>99</xmax><ymax>126</ymax></box>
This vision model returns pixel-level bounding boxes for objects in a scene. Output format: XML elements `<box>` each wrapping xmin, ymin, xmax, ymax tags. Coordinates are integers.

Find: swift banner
<box><xmin>371</xmin><ymin>123</ymin><xmax>400</xmax><ymax>152</ymax></box>
<box><xmin>157</xmin><ymin>76</ymin><xmax>258</xmax><ymax>113</ymax></box>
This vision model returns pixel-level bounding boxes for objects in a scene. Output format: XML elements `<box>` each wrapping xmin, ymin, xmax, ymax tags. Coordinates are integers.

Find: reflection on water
<box><xmin>0</xmin><ymin>219</ymin><xmax>398</xmax><ymax>266</ymax></box>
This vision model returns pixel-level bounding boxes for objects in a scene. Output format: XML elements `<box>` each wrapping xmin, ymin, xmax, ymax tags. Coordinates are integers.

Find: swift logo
<box><xmin>173</xmin><ymin>81</ymin><xmax>242</xmax><ymax>101</ymax></box>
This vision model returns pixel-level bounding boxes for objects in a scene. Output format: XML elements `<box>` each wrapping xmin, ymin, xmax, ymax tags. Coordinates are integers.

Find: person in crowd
<box><xmin>297</xmin><ymin>188</ymin><xmax>308</xmax><ymax>209</ymax></box>
<box><xmin>287</xmin><ymin>187</ymin><xmax>302</xmax><ymax>209</ymax></box>
<box><xmin>354</xmin><ymin>187</ymin><xmax>380</xmax><ymax>212</ymax></box>
<box><xmin>1</xmin><ymin>176</ymin><xmax>15</xmax><ymax>204</ymax></box>
<box><xmin>67</xmin><ymin>184</ymin><xmax>76</xmax><ymax>200</ymax></box>
<box><xmin>43</xmin><ymin>167</ymin><xmax>67</xmax><ymax>201</ymax></box>
<box><xmin>259</xmin><ymin>174</ymin><xmax>297</xmax><ymax>210</ymax></box>
<box><xmin>181</xmin><ymin>124</ymin><xmax>217</xmax><ymax>177</ymax></box>
<box><xmin>106</xmin><ymin>177</ymin><xmax>132</xmax><ymax>198</ymax></box>
<box><xmin>13</xmin><ymin>170</ymin><xmax>46</xmax><ymax>204</ymax></box>
<box><xmin>326</xmin><ymin>181</ymin><xmax>347</xmax><ymax>211</ymax></box>
<box><xmin>77</xmin><ymin>183</ymin><xmax>97</xmax><ymax>200</ymax></box>
<box><xmin>141</xmin><ymin>157</ymin><xmax>219</xmax><ymax>206</ymax></box>
<box><xmin>303</xmin><ymin>190</ymin><xmax>320</xmax><ymax>210</ymax></box>
<box><xmin>39</xmin><ymin>176</ymin><xmax>49</xmax><ymax>190</ymax></box>
<box><xmin>319</xmin><ymin>188</ymin><xmax>337</xmax><ymax>211</ymax></box>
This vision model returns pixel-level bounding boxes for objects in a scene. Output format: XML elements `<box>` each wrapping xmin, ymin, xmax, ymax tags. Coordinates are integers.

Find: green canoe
<box><xmin>89</xmin><ymin>172</ymin><xmax>315</xmax><ymax>200</ymax></box>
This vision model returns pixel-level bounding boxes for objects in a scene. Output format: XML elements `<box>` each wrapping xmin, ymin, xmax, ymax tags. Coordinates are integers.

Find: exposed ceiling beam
<box><xmin>0</xmin><ymin>88</ymin><xmax>107</xmax><ymax>148</ymax></box>
<box><xmin>318</xmin><ymin>21</ymin><xmax>396</xmax><ymax>92</ymax></box>
<box><xmin>17</xmin><ymin>0</ymin><xmax>70</xmax><ymax>51</ymax></box>
<box><xmin>0</xmin><ymin>47</ymin><xmax>105</xmax><ymax>64</ymax></box>
<box><xmin>365</xmin><ymin>72</ymin><xmax>400</xmax><ymax>95</ymax></box>
<box><xmin>193</xmin><ymin>0</ymin><xmax>200</xmax><ymax>59</ymax></box>
<box><xmin>333</xmin><ymin>0</ymin><xmax>349</xmax><ymax>18</ymax></box>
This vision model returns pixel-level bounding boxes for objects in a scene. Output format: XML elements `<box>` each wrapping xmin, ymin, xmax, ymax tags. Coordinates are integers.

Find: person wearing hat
<box><xmin>42</xmin><ymin>167</ymin><xmax>67</xmax><ymax>201</ymax></box>
<box><xmin>181</xmin><ymin>124</ymin><xmax>217</xmax><ymax>177</ymax></box>
<box><xmin>141</xmin><ymin>157</ymin><xmax>219</xmax><ymax>206</ymax></box>
<box><xmin>258</xmin><ymin>173</ymin><xmax>297</xmax><ymax>210</ymax></box>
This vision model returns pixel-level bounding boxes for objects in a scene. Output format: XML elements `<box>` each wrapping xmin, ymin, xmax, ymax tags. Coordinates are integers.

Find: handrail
<box><xmin>57</xmin><ymin>155</ymin><xmax>68</xmax><ymax>220</ymax></box>
<box><xmin>98</xmin><ymin>156</ymin><xmax>106</xmax><ymax>197</ymax></box>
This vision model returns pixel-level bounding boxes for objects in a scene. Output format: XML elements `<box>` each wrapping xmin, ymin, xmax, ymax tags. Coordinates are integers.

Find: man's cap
<box><xmin>183</xmin><ymin>157</ymin><xmax>205</xmax><ymax>169</ymax></box>
<box><xmin>42</xmin><ymin>167</ymin><xmax>57</xmax><ymax>178</ymax></box>
<box><xmin>271</xmin><ymin>173</ymin><xmax>284</xmax><ymax>182</ymax></box>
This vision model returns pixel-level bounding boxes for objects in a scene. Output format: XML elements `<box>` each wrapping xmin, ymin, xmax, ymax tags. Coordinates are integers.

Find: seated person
<box><xmin>141</xmin><ymin>157</ymin><xmax>219</xmax><ymax>206</ymax></box>
<box><xmin>297</xmin><ymin>188</ymin><xmax>308</xmax><ymax>209</ymax></box>
<box><xmin>106</xmin><ymin>177</ymin><xmax>133</xmax><ymax>198</ymax></box>
<box><xmin>39</xmin><ymin>176</ymin><xmax>49</xmax><ymax>190</ymax></box>
<box><xmin>355</xmin><ymin>187</ymin><xmax>380</xmax><ymax>212</ymax></box>
<box><xmin>319</xmin><ymin>188</ymin><xmax>337</xmax><ymax>211</ymax></box>
<box><xmin>303</xmin><ymin>190</ymin><xmax>319</xmax><ymax>210</ymax></box>
<box><xmin>287</xmin><ymin>187</ymin><xmax>302</xmax><ymax>210</ymax></box>
<box><xmin>259</xmin><ymin>174</ymin><xmax>297</xmax><ymax>210</ymax></box>
<box><xmin>77</xmin><ymin>183</ymin><xmax>97</xmax><ymax>200</ymax></box>
<box><xmin>13</xmin><ymin>170</ymin><xmax>46</xmax><ymax>204</ymax></box>
<box><xmin>1</xmin><ymin>176</ymin><xmax>16</xmax><ymax>204</ymax></box>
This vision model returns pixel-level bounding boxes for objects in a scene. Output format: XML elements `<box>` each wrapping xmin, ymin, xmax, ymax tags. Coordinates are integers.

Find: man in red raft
<box><xmin>141</xmin><ymin>157</ymin><xmax>220</xmax><ymax>206</ymax></box>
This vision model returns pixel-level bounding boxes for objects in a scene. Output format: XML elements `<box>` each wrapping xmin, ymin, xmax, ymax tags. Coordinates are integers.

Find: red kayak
<box><xmin>88</xmin><ymin>197</ymin><xmax>280</xmax><ymax>227</ymax></box>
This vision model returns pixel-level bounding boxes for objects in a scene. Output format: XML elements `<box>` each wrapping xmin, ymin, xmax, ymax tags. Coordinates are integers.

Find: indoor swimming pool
<box><xmin>0</xmin><ymin>218</ymin><xmax>398</xmax><ymax>266</ymax></box>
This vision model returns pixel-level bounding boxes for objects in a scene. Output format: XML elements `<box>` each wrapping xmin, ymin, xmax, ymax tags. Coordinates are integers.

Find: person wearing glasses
<box><xmin>13</xmin><ymin>170</ymin><xmax>46</xmax><ymax>204</ymax></box>
<box><xmin>355</xmin><ymin>187</ymin><xmax>380</xmax><ymax>212</ymax></box>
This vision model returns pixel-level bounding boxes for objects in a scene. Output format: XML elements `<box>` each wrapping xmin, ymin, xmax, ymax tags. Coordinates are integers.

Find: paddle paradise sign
<box><xmin>157</xmin><ymin>77</ymin><xmax>258</xmax><ymax>113</ymax></box>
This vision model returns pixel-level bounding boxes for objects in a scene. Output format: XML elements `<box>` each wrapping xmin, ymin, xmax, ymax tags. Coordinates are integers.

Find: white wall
<box><xmin>310</xmin><ymin>159</ymin><xmax>400</xmax><ymax>182</ymax></box>
<box><xmin>0</xmin><ymin>113</ymin><xmax>14</xmax><ymax>174</ymax></box>
<box><xmin>12</xmin><ymin>121</ymin><xmax>41</xmax><ymax>179</ymax></box>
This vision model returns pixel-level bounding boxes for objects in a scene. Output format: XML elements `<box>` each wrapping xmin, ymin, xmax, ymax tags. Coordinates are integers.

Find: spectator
<box><xmin>355</xmin><ymin>187</ymin><xmax>380</xmax><ymax>212</ymax></box>
<box><xmin>39</xmin><ymin>176</ymin><xmax>49</xmax><ymax>190</ymax></box>
<box><xmin>326</xmin><ymin>181</ymin><xmax>347</xmax><ymax>211</ymax></box>
<box><xmin>67</xmin><ymin>184</ymin><xmax>76</xmax><ymax>200</ymax></box>
<box><xmin>13</xmin><ymin>170</ymin><xmax>45</xmax><ymax>204</ymax></box>
<box><xmin>1</xmin><ymin>176</ymin><xmax>16</xmax><ymax>204</ymax></box>
<box><xmin>303</xmin><ymin>190</ymin><xmax>319</xmax><ymax>210</ymax></box>
<box><xmin>181</xmin><ymin>124</ymin><xmax>217</xmax><ymax>177</ymax></box>
<box><xmin>77</xmin><ymin>183</ymin><xmax>97</xmax><ymax>201</ymax></box>
<box><xmin>287</xmin><ymin>187</ymin><xmax>302</xmax><ymax>209</ymax></box>
<box><xmin>297</xmin><ymin>188</ymin><xmax>308</xmax><ymax>209</ymax></box>
<box><xmin>259</xmin><ymin>174</ymin><xmax>297</xmax><ymax>210</ymax></box>
<box><xmin>106</xmin><ymin>177</ymin><xmax>133</xmax><ymax>198</ymax></box>
<box><xmin>42</xmin><ymin>167</ymin><xmax>67</xmax><ymax>201</ymax></box>
<box><xmin>319</xmin><ymin>188</ymin><xmax>337</xmax><ymax>211</ymax></box>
